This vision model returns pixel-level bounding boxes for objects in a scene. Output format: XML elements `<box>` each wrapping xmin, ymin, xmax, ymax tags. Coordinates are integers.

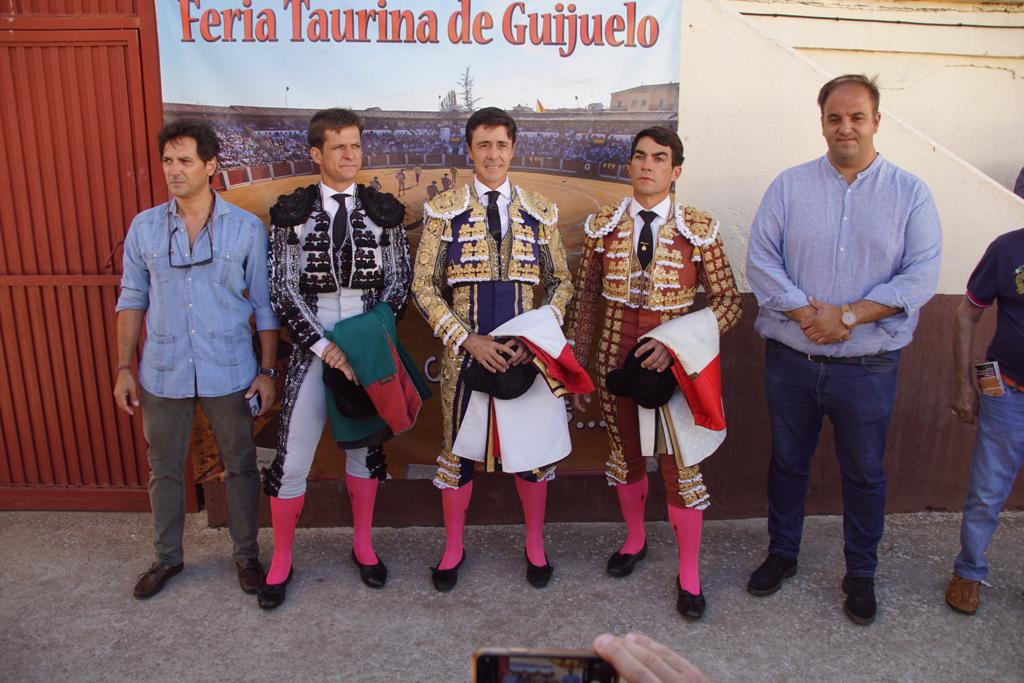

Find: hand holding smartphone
<box><xmin>473</xmin><ymin>648</ymin><xmax>619</xmax><ymax>683</ymax></box>
<box><xmin>247</xmin><ymin>393</ymin><xmax>261</xmax><ymax>417</ymax></box>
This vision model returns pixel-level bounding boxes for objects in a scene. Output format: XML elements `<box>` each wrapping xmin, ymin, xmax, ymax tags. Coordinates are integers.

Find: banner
<box><xmin>155</xmin><ymin>0</ymin><xmax>683</xmax><ymax>480</ymax></box>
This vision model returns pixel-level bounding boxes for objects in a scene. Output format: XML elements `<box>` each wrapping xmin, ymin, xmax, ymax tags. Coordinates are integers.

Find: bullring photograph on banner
<box><xmin>154</xmin><ymin>0</ymin><xmax>683</xmax><ymax>481</ymax></box>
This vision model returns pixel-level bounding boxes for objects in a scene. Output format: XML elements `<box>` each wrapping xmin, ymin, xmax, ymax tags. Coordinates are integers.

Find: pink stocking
<box><xmin>668</xmin><ymin>505</ymin><xmax>703</xmax><ymax>593</ymax></box>
<box><xmin>616</xmin><ymin>477</ymin><xmax>649</xmax><ymax>554</ymax></box>
<box><xmin>515</xmin><ymin>478</ymin><xmax>548</xmax><ymax>567</ymax></box>
<box><xmin>346</xmin><ymin>474</ymin><xmax>379</xmax><ymax>565</ymax></box>
<box><xmin>438</xmin><ymin>482</ymin><xmax>473</xmax><ymax>570</ymax></box>
<box><xmin>267</xmin><ymin>494</ymin><xmax>305</xmax><ymax>585</ymax></box>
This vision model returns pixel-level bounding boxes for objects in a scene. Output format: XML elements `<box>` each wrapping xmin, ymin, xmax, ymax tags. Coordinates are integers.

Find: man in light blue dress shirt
<box><xmin>113</xmin><ymin>120</ymin><xmax>279</xmax><ymax>599</ymax></box>
<box><xmin>745</xmin><ymin>75</ymin><xmax>942</xmax><ymax>625</ymax></box>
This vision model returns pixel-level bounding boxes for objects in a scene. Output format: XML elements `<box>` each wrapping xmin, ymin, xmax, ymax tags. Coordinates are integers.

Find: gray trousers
<box><xmin>141</xmin><ymin>388</ymin><xmax>260</xmax><ymax>565</ymax></box>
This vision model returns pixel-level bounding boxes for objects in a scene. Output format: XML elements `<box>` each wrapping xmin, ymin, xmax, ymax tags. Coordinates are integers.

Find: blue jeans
<box><xmin>764</xmin><ymin>340</ymin><xmax>900</xmax><ymax>577</ymax></box>
<box><xmin>953</xmin><ymin>385</ymin><xmax>1024</xmax><ymax>581</ymax></box>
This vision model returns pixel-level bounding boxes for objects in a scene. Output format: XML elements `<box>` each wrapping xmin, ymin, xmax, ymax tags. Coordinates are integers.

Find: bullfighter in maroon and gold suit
<box><xmin>565</xmin><ymin>127</ymin><xmax>742</xmax><ymax>620</ymax></box>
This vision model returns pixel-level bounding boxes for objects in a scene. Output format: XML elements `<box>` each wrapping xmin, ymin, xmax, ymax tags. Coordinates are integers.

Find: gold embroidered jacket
<box><xmin>566</xmin><ymin>197</ymin><xmax>743</xmax><ymax>371</ymax></box>
<box><xmin>411</xmin><ymin>184</ymin><xmax>572</xmax><ymax>487</ymax></box>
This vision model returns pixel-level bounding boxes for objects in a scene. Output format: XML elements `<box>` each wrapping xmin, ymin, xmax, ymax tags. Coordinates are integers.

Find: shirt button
<box><xmin>843</xmin><ymin>217</ymin><xmax>848</xmax><ymax>221</ymax></box>
<box><xmin>187</xmin><ymin>303</ymin><xmax>192</xmax><ymax>308</ymax></box>
<box><xmin>188</xmin><ymin>357</ymin><xmax>193</xmax><ymax>363</ymax></box>
<box><xmin>191</xmin><ymin>329</ymin><xmax>196</xmax><ymax>335</ymax></box>
<box><xmin>840</xmin><ymin>247</ymin><xmax>845</xmax><ymax>252</ymax></box>
<box><xmin>186</xmin><ymin>276</ymin><xmax>191</xmax><ymax>282</ymax></box>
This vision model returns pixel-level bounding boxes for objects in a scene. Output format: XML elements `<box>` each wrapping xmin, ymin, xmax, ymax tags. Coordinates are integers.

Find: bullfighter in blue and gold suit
<box><xmin>412</xmin><ymin>108</ymin><xmax>576</xmax><ymax>592</ymax></box>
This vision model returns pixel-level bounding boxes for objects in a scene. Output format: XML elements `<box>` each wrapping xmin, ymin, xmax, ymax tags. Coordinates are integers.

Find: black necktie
<box><xmin>485</xmin><ymin>190</ymin><xmax>502</xmax><ymax>242</ymax></box>
<box><xmin>332</xmin><ymin>193</ymin><xmax>350</xmax><ymax>248</ymax></box>
<box><xmin>637</xmin><ymin>210</ymin><xmax>657</xmax><ymax>270</ymax></box>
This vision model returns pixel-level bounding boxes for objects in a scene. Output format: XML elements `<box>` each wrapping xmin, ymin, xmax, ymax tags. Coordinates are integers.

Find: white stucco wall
<box><xmin>677</xmin><ymin>0</ymin><xmax>1024</xmax><ymax>294</ymax></box>
<box><xmin>734</xmin><ymin>0</ymin><xmax>1024</xmax><ymax>191</ymax></box>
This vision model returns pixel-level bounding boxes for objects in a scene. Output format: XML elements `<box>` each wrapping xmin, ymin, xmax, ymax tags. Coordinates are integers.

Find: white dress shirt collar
<box><xmin>320</xmin><ymin>181</ymin><xmax>355</xmax><ymax>219</ymax></box>
<box><xmin>474</xmin><ymin>177</ymin><xmax>512</xmax><ymax>204</ymax></box>
<box><xmin>628</xmin><ymin>195</ymin><xmax>671</xmax><ymax>222</ymax></box>
<box><xmin>628</xmin><ymin>196</ymin><xmax>672</xmax><ymax>251</ymax></box>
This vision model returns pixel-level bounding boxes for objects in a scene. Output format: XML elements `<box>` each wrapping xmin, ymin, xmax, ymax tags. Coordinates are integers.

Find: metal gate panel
<box><xmin>0</xmin><ymin>22</ymin><xmax>176</xmax><ymax>510</ymax></box>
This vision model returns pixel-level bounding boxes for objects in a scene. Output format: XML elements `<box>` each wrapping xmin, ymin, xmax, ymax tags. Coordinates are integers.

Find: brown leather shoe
<box><xmin>133</xmin><ymin>562</ymin><xmax>184</xmax><ymax>599</ymax></box>
<box><xmin>236</xmin><ymin>558</ymin><xmax>264</xmax><ymax>595</ymax></box>
<box><xmin>945</xmin><ymin>573</ymin><xmax>980</xmax><ymax>615</ymax></box>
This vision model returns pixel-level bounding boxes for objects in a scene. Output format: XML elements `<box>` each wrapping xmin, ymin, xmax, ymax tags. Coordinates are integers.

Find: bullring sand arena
<box><xmin>214</xmin><ymin>169</ymin><xmax>632</xmax><ymax>480</ymax></box>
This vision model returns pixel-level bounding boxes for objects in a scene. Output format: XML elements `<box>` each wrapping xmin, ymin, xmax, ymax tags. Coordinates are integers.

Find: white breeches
<box><xmin>277</xmin><ymin>290</ymin><xmax>374</xmax><ymax>499</ymax></box>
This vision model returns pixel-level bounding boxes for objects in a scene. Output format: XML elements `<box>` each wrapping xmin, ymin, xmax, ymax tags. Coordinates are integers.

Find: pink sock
<box><xmin>267</xmin><ymin>494</ymin><xmax>305</xmax><ymax>585</ymax></box>
<box><xmin>515</xmin><ymin>478</ymin><xmax>548</xmax><ymax>567</ymax></box>
<box><xmin>346</xmin><ymin>474</ymin><xmax>379</xmax><ymax>565</ymax></box>
<box><xmin>438</xmin><ymin>482</ymin><xmax>473</xmax><ymax>570</ymax></box>
<box><xmin>668</xmin><ymin>505</ymin><xmax>703</xmax><ymax>593</ymax></box>
<box><xmin>616</xmin><ymin>477</ymin><xmax>649</xmax><ymax>554</ymax></box>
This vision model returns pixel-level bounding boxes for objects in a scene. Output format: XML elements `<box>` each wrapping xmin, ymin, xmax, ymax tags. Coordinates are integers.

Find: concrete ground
<box><xmin>1</xmin><ymin>511</ymin><xmax>1021</xmax><ymax>682</ymax></box>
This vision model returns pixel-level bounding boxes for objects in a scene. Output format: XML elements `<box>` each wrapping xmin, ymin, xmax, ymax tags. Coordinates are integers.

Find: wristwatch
<box><xmin>840</xmin><ymin>304</ymin><xmax>858</xmax><ymax>330</ymax></box>
<box><xmin>258</xmin><ymin>367</ymin><xmax>280</xmax><ymax>380</ymax></box>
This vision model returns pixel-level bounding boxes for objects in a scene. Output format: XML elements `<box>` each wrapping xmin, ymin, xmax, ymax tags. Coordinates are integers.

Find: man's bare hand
<box><xmin>113</xmin><ymin>369</ymin><xmax>140</xmax><ymax>416</ymax></box>
<box><xmin>462</xmin><ymin>333</ymin><xmax>515</xmax><ymax>373</ymax></box>
<box><xmin>593</xmin><ymin>633</ymin><xmax>709</xmax><ymax>683</ymax></box>
<box><xmin>504</xmin><ymin>338</ymin><xmax>535</xmax><ymax>366</ymax></box>
<box><xmin>636</xmin><ymin>338</ymin><xmax>673</xmax><ymax>372</ymax></box>
<box><xmin>950</xmin><ymin>383</ymin><xmax>979</xmax><ymax>425</ymax></box>
<box><xmin>800</xmin><ymin>296</ymin><xmax>850</xmax><ymax>345</ymax></box>
<box><xmin>572</xmin><ymin>393</ymin><xmax>592</xmax><ymax>414</ymax></box>
<box><xmin>323</xmin><ymin>342</ymin><xmax>358</xmax><ymax>384</ymax></box>
<box><xmin>245</xmin><ymin>374</ymin><xmax>276</xmax><ymax>417</ymax></box>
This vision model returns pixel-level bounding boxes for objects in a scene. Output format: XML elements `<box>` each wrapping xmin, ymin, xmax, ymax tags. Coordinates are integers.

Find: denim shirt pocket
<box><xmin>145</xmin><ymin>250</ymin><xmax>174</xmax><ymax>283</ymax></box>
<box><xmin>215</xmin><ymin>248</ymin><xmax>245</xmax><ymax>288</ymax></box>
<box><xmin>209</xmin><ymin>329</ymin><xmax>244</xmax><ymax>366</ymax></box>
<box><xmin>144</xmin><ymin>333</ymin><xmax>178</xmax><ymax>371</ymax></box>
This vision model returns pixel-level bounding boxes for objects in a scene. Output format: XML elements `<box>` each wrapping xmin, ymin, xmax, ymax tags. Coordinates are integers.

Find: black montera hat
<box><xmin>462</xmin><ymin>337</ymin><xmax>538</xmax><ymax>401</ymax></box>
<box><xmin>605</xmin><ymin>341</ymin><xmax>676</xmax><ymax>409</ymax></box>
<box><xmin>323</xmin><ymin>364</ymin><xmax>377</xmax><ymax>419</ymax></box>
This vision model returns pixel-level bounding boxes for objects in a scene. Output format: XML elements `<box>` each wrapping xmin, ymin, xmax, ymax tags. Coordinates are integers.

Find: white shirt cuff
<box><xmin>310</xmin><ymin>337</ymin><xmax>330</xmax><ymax>359</ymax></box>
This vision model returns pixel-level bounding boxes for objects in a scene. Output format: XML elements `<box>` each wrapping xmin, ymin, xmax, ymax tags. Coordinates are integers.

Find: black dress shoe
<box><xmin>133</xmin><ymin>562</ymin><xmax>184</xmax><ymax>599</ymax></box>
<box><xmin>747</xmin><ymin>553</ymin><xmax>798</xmax><ymax>597</ymax></box>
<box><xmin>841</xmin><ymin>576</ymin><xmax>876</xmax><ymax>625</ymax></box>
<box><xmin>351</xmin><ymin>550</ymin><xmax>388</xmax><ymax>589</ymax></box>
<box><xmin>676</xmin><ymin>579</ymin><xmax>706</xmax><ymax>621</ymax></box>
<box><xmin>257</xmin><ymin>567</ymin><xmax>294</xmax><ymax>610</ymax></box>
<box><xmin>607</xmin><ymin>541</ymin><xmax>648</xmax><ymax>578</ymax></box>
<box><xmin>525</xmin><ymin>550</ymin><xmax>553</xmax><ymax>589</ymax></box>
<box><xmin>431</xmin><ymin>551</ymin><xmax>465</xmax><ymax>592</ymax></box>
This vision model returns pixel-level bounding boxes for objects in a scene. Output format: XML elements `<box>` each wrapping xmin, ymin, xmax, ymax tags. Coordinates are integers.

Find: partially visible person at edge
<box><xmin>258</xmin><ymin>108</ymin><xmax>412</xmax><ymax>609</ymax></box>
<box><xmin>745</xmin><ymin>74</ymin><xmax>942</xmax><ymax>625</ymax></box>
<box><xmin>411</xmin><ymin>107</ymin><xmax>586</xmax><ymax>592</ymax></box>
<box><xmin>565</xmin><ymin>126</ymin><xmax>742</xmax><ymax>621</ymax></box>
<box><xmin>113</xmin><ymin>118</ymin><xmax>279</xmax><ymax>600</ymax></box>
<box><xmin>945</xmin><ymin>227</ymin><xmax>1024</xmax><ymax>616</ymax></box>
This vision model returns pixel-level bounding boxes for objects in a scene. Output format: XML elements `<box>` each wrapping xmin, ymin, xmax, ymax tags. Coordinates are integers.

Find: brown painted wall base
<box><xmin>205</xmin><ymin>293</ymin><xmax>1024</xmax><ymax>528</ymax></box>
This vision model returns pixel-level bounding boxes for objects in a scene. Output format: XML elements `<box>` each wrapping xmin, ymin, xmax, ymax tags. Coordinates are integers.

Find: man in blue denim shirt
<box><xmin>745</xmin><ymin>75</ymin><xmax>942</xmax><ymax>625</ymax></box>
<box><xmin>113</xmin><ymin>120</ymin><xmax>279</xmax><ymax>599</ymax></box>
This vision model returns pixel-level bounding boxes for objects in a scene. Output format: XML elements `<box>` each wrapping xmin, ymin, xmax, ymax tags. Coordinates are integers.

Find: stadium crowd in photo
<box><xmin>163</xmin><ymin>103</ymin><xmax>677</xmax><ymax>190</ymax></box>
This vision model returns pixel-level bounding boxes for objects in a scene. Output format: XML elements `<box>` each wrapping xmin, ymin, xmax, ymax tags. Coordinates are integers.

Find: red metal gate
<box><xmin>0</xmin><ymin>3</ymin><xmax>180</xmax><ymax>510</ymax></box>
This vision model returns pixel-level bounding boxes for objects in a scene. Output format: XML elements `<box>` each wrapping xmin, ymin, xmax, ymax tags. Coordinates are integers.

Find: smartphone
<box><xmin>472</xmin><ymin>648</ymin><xmax>620</xmax><ymax>683</ymax></box>
<box><xmin>247</xmin><ymin>393</ymin><xmax>261</xmax><ymax>417</ymax></box>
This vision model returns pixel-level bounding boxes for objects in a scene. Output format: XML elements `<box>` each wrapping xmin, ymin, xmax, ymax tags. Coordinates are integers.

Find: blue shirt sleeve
<box><xmin>746</xmin><ymin>176</ymin><xmax>810</xmax><ymax>312</ymax></box>
<box><xmin>863</xmin><ymin>182</ymin><xmax>942</xmax><ymax>315</ymax></box>
<box><xmin>115</xmin><ymin>216</ymin><xmax>150</xmax><ymax>312</ymax></box>
<box><xmin>244</xmin><ymin>220</ymin><xmax>280</xmax><ymax>331</ymax></box>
